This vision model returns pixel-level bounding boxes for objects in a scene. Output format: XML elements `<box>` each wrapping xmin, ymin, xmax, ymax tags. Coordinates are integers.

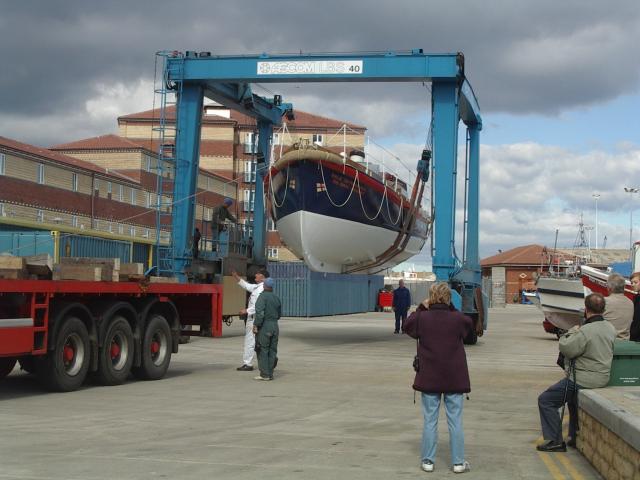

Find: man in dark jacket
<box><xmin>252</xmin><ymin>277</ymin><xmax>281</xmax><ymax>381</ymax></box>
<box><xmin>392</xmin><ymin>279</ymin><xmax>411</xmax><ymax>334</ymax></box>
<box><xmin>629</xmin><ymin>272</ymin><xmax>640</xmax><ymax>341</ymax></box>
<box><xmin>404</xmin><ymin>282</ymin><xmax>472</xmax><ymax>474</ymax></box>
<box><xmin>211</xmin><ymin>198</ymin><xmax>237</xmax><ymax>250</ymax></box>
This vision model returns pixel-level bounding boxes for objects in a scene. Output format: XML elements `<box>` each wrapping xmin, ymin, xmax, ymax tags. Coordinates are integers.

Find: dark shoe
<box><xmin>567</xmin><ymin>437</ymin><xmax>576</xmax><ymax>448</ymax></box>
<box><xmin>394</xmin><ymin>330</ymin><xmax>400</xmax><ymax>334</ymax></box>
<box><xmin>236</xmin><ymin>365</ymin><xmax>254</xmax><ymax>371</ymax></box>
<box><xmin>273</xmin><ymin>357</ymin><xmax>278</xmax><ymax>370</ymax></box>
<box><xmin>536</xmin><ymin>441</ymin><xmax>566</xmax><ymax>452</ymax></box>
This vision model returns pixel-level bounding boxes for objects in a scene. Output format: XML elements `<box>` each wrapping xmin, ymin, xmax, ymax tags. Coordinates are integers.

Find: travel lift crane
<box><xmin>158</xmin><ymin>49</ymin><xmax>487</xmax><ymax>343</ymax></box>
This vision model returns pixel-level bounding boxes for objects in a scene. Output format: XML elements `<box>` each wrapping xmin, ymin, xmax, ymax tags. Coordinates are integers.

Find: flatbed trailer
<box><xmin>0</xmin><ymin>279</ymin><xmax>223</xmax><ymax>391</ymax></box>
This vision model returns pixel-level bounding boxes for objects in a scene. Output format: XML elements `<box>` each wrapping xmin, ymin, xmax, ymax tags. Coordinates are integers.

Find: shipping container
<box><xmin>0</xmin><ymin>230</ymin><xmax>55</xmax><ymax>257</ymax></box>
<box><xmin>268</xmin><ymin>262</ymin><xmax>383</xmax><ymax>317</ymax></box>
<box><xmin>0</xmin><ymin>227</ymin><xmax>152</xmax><ymax>268</ymax></box>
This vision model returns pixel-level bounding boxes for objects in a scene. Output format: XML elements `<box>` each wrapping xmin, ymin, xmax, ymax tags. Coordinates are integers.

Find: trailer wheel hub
<box><xmin>110</xmin><ymin>342</ymin><xmax>121</xmax><ymax>359</ymax></box>
<box><xmin>151</xmin><ymin>341</ymin><xmax>160</xmax><ymax>354</ymax></box>
<box><xmin>63</xmin><ymin>345</ymin><xmax>75</xmax><ymax>363</ymax></box>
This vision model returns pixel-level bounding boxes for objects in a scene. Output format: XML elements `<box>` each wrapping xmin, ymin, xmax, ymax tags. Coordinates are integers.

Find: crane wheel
<box><xmin>132</xmin><ymin>314</ymin><xmax>172</xmax><ymax>381</ymax></box>
<box><xmin>97</xmin><ymin>316</ymin><xmax>134</xmax><ymax>385</ymax></box>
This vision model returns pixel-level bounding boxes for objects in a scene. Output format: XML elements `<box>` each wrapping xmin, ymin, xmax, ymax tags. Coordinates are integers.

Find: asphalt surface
<box><xmin>0</xmin><ymin>305</ymin><xmax>602</xmax><ymax>479</ymax></box>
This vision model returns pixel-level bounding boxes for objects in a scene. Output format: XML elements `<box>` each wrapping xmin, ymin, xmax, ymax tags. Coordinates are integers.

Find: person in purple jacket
<box><xmin>404</xmin><ymin>282</ymin><xmax>473</xmax><ymax>474</ymax></box>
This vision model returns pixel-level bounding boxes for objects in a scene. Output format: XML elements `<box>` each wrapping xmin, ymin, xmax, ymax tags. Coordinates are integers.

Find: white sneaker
<box><xmin>453</xmin><ymin>461</ymin><xmax>470</xmax><ymax>473</ymax></box>
<box><xmin>421</xmin><ymin>461</ymin><xmax>434</xmax><ymax>472</ymax></box>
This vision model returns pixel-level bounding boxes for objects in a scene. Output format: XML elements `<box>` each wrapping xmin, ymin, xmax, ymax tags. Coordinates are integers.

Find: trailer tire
<box><xmin>132</xmin><ymin>314</ymin><xmax>172</xmax><ymax>381</ymax></box>
<box><xmin>0</xmin><ymin>358</ymin><xmax>17</xmax><ymax>379</ymax></box>
<box><xmin>97</xmin><ymin>316</ymin><xmax>134</xmax><ymax>385</ymax></box>
<box><xmin>37</xmin><ymin>316</ymin><xmax>90</xmax><ymax>392</ymax></box>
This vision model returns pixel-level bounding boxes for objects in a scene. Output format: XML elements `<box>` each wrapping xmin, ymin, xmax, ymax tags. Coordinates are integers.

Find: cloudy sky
<box><xmin>2</xmin><ymin>0</ymin><xmax>639</xmax><ymax>268</ymax></box>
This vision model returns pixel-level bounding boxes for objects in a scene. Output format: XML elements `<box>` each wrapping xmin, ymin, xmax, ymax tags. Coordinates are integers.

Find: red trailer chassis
<box><xmin>0</xmin><ymin>279</ymin><xmax>222</xmax><ymax>391</ymax></box>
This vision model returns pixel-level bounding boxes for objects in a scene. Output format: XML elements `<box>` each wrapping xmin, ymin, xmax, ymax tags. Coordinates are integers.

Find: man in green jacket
<box><xmin>252</xmin><ymin>277</ymin><xmax>281</xmax><ymax>381</ymax></box>
<box><xmin>536</xmin><ymin>293</ymin><xmax>616</xmax><ymax>452</ymax></box>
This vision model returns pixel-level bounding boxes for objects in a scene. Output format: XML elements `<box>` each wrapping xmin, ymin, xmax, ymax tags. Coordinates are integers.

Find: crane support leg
<box><xmin>465</xmin><ymin>125</ymin><xmax>481</xmax><ymax>284</ymax></box>
<box><xmin>431</xmin><ymin>80</ymin><xmax>460</xmax><ymax>282</ymax></box>
<box><xmin>173</xmin><ymin>84</ymin><xmax>204</xmax><ymax>279</ymax></box>
<box><xmin>251</xmin><ymin>120</ymin><xmax>273</xmax><ymax>266</ymax></box>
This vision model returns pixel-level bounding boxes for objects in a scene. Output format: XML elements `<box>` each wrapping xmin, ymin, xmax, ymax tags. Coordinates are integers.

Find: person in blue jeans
<box><xmin>404</xmin><ymin>282</ymin><xmax>472</xmax><ymax>474</ymax></box>
<box><xmin>392</xmin><ymin>279</ymin><xmax>411</xmax><ymax>333</ymax></box>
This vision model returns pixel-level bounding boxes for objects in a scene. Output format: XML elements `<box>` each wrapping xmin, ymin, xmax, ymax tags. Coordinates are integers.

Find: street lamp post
<box><xmin>592</xmin><ymin>193</ymin><xmax>601</xmax><ymax>250</ymax></box>
<box><xmin>585</xmin><ymin>225</ymin><xmax>594</xmax><ymax>257</ymax></box>
<box><xmin>624</xmin><ymin>187</ymin><xmax>639</xmax><ymax>261</ymax></box>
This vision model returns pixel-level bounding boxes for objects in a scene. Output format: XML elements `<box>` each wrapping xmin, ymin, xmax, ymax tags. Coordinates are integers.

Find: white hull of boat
<box><xmin>536</xmin><ymin>277</ymin><xmax>588</xmax><ymax>331</ymax></box>
<box><xmin>276</xmin><ymin>210</ymin><xmax>426</xmax><ymax>274</ymax></box>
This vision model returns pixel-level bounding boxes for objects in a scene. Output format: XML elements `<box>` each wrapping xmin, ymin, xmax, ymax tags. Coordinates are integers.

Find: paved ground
<box><xmin>0</xmin><ymin>305</ymin><xmax>602</xmax><ymax>479</ymax></box>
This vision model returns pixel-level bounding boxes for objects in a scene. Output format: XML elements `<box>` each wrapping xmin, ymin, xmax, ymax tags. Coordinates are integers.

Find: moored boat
<box><xmin>536</xmin><ymin>276</ymin><xmax>586</xmax><ymax>331</ymax></box>
<box><xmin>266</xmin><ymin>142</ymin><xmax>431</xmax><ymax>274</ymax></box>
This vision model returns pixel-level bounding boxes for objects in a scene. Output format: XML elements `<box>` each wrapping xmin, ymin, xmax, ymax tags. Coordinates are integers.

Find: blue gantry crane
<box><xmin>156</xmin><ymin>49</ymin><xmax>486</xmax><ymax>342</ymax></box>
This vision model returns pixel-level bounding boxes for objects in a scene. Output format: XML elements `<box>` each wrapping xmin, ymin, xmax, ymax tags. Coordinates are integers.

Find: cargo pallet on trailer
<box><xmin>0</xmin><ymin>279</ymin><xmax>222</xmax><ymax>391</ymax></box>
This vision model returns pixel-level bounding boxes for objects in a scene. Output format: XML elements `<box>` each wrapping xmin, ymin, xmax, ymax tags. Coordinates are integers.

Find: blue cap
<box><xmin>263</xmin><ymin>277</ymin><xmax>275</xmax><ymax>288</ymax></box>
<box><xmin>223</xmin><ymin>197</ymin><xmax>233</xmax><ymax>206</ymax></box>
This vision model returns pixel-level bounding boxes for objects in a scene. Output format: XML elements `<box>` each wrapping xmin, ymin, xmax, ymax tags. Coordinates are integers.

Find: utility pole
<box><xmin>624</xmin><ymin>187</ymin><xmax>638</xmax><ymax>261</ymax></box>
<box><xmin>592</xmin><ymin>193</ymin><xmax>601</xmax><ymax>250</ymax></box>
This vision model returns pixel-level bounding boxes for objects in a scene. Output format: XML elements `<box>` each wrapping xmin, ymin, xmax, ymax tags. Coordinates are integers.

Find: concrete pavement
<box><xmin>0</xmin><ymin>305</ymin><xmax>601</xmax><ymax>479</ymax></box>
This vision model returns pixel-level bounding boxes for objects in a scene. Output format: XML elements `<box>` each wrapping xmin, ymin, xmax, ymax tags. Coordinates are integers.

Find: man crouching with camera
<box><xmin>536</xmin><ymin>293</ymin><xmax>616</xmax><ymax>452</ymax></box>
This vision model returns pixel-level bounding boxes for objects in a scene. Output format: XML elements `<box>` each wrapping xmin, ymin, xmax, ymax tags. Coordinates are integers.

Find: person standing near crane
<box><xmin>232</xmin><ymin>268</ymin><xmax>269</xmax><ymax>371</ymax></box>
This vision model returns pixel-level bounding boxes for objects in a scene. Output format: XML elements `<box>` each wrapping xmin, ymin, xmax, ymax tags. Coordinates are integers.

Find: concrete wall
<box><xmin>490</xmin><ymin>266</ymin><xmax>506</xmax><ymax>307</ymax></box>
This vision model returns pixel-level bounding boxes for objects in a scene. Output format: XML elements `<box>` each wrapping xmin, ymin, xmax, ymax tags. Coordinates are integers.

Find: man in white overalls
<box><xmin>232</xmin><ymin>269</ymin><xmax>269</xmax><ymax>371</ymax></box>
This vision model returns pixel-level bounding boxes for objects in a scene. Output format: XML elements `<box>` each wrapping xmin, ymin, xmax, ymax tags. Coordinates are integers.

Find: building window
<box><xmin>107</xmin><ymin>181</ymin><xmax>112</xmax><ymax>195</ymax></box>
<box><xmin>36</xmin><ymin>209</ymin><xmax>44</xmax><ymax>222</ymax></box>
<box><xmin>143</xmin><ymin>228</ymin><xmax>150</xmax><ymax>238</ymax></box>
<box><xmin>145</xmin><ymin>156</ymin><xmax>152</xmax><ymax>172</ymax></box>
<box><xmin>243</xmin><ymin>189</ymin><xmax>254</xmax><ymax>212</ymax></box>
<box><xmin>244</xmin><ymin>132</ymin><xmax>257</xmax><ymax>154</ymax></box>
<box><xmin>71</xmin><ymin>215</ymin><xmax>78</xmax><ymax>227</ymax></box>
<box><xmin>0</xmin><ymin>153</ymin><xmax>5</xmax><ymax>175</ymax></box>
<box><xmin>129</xmin><ymin>226</ymin><xmax>135</xmax><ymax>237</ymax></box>
<box><xmin>312</xmin><ymin>134</ymin><xmax>324</xmax><ymax>146</ymax></box>
<box><xmin>72</xmin><ymin>173</ymin><xmax>78</xmax><ymax>192</ymax></box>
<box><xmin>272</xmin><ymin>133</ymin><xmax>280</xmax><ymax>146</ymax></box>
<box><xmin>107</xmin><ymin>222</ymin><xmax>113</xmax><ymax>233</ymax></box>
<box><xmin>130</xmin><ymin>188</ymin><xmax>136</xmax><ymax>206</ymax></box>
<box><xmin>145</xmin><ymin>191</ymin><xmax>151</xmax><ymax>208</ymax></box>
<box><xmin>118</xmin><ymin>184</ymin><xmax>123</xmax><ymax>202</ymax></box>
<box><xmin>244</xmin><ymin>161</ymin><xmax>256</xmax><ymax>183</ymax></box>
<box><xmin>267</xmin><ymin>247</ymin><xmax>279</xmax><ymax>259</ymax></box>
<box><xmin>0</xmin><ymin>203</ymin><xmax>4</xmax><ymax>216</ymax></box>
<box><xmin>37</xmin><ymin>164</ymin><xmax>45</xmax><ymax>184</ymax></box>
<box><xmin>118</xmin><ymin>224</ymin><xmax>124</xmax><ymax>235</ymax></box>
<box><xmin>267</xmin><ymin>218</ymin><xmax>276</xmax><ymax>231</ymax></box>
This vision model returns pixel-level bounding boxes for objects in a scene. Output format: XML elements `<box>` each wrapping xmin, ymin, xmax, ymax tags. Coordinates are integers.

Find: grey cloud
<box><xmin>3</xmin><ymin>0</ymin><xmax>639</xmax><ymax>141</ymax></box>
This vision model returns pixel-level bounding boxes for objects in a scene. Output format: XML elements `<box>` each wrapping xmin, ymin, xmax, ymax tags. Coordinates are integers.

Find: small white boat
<box><xmin>536</xmin><ymin>276</ymin><xmax>587</xmax><ymax>331</ymax></box>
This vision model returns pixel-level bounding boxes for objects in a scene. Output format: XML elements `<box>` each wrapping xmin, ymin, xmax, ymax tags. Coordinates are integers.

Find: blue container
<box><xmin>59</xmin><ymin>234</ymin><xmax>132</xmax><ymax>263</ymax></box>
<box><xmin>0</xmin><ymin>230</ymin><xmax>55</xmax><ymax>257</ymax></box>
<box><xmin>268</xmin><ymin>262</ymin><xmax>384</xmax><ymax>317</ymax></box>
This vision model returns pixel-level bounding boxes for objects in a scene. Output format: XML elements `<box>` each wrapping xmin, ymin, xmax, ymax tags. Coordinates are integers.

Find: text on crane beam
<box><xmin>257</xmin><ymin>60</ymin><xmax>363</xmax><ymax>75</ymax></box>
